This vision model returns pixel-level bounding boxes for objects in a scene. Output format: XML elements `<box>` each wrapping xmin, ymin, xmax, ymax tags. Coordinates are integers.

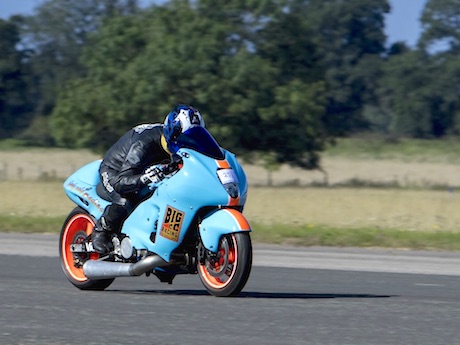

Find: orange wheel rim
<box><xmin>61</xmin><ymin>213</ymin><xmax>95</xmax><ymax>282</ymax></box>
<box><xmin>198</xmin><ymin>234</ymin><xmax>238</xmax><ymax>289</ymax></box>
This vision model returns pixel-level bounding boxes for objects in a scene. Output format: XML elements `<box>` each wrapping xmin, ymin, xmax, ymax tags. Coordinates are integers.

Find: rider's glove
<box><xmin>162</xmin><ymin>154</ymin><xmax>183</xmax><ymax>175</ymax></box>
<box><xmin>140</xmin><ymin>166</ymin><xmax>164</xmax><ymax>184</ymax></box>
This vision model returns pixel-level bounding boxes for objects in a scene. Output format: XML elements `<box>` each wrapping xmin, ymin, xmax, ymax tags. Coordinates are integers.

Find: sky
<box><xmin>0</xmin><ymin>0</ymin><xmax>428</xmax><ymax>48</ymax></box>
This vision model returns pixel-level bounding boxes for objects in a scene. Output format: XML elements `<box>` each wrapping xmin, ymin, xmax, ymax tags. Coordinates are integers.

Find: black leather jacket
<box><xmin>100</xmin><ymin>124</ymin><xmax>170</xmax><ymax>196</ymax></box>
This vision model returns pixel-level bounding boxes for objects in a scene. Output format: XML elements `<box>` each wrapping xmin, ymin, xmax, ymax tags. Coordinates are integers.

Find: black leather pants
<box><xmin>97</xmin><ymin>164</ymin><xmax>138</xmax><ymax>234</ymax></box>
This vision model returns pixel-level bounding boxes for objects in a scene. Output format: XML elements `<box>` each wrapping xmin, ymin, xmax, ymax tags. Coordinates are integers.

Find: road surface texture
<box><xmin>1</xmin><ymin>233</ymin><xmax>459</xmax><ymax>345</ymax></box>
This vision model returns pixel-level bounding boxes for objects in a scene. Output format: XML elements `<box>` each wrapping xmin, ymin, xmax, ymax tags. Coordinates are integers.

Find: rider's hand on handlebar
<box><xmin>162</xmin><ymin>154</ymin><xmax>183</xmax><ymax>175</ymax></box>
<box><xmin>140</xmin><ymin>166</ymin><xmax>164</xmax><ymax>184</ymax></box>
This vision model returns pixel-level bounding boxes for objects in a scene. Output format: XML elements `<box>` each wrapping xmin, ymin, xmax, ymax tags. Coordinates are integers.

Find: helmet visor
<box><xmin>170</xmin><ymin>126</ymin><xmax>224</xmax><ymax>159</ymax></box>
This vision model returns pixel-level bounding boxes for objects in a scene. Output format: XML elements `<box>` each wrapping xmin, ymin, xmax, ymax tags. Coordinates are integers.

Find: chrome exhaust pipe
<box><xmin>83</xmin><ymin>255</ymin><xmax>168</xmax><ymax>280</ymax></box>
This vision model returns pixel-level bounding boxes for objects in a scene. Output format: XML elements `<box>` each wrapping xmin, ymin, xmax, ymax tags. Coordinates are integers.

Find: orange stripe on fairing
<box><xmin>225</xmin><ymin>209</ymin><xmax>251</xmax><ymax>230</ymax></box>
<box><xmin>228</xmin><ymin>195</ymin><xmax>240</xmax><ymax>206</ymax></box>
<box><xmin>216</xmin><ymin>159</ymin><xmax>231</xmax><ymax>169</ymax></box>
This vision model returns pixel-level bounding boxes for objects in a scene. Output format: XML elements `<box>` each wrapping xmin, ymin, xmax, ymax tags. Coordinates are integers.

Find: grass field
<box><xmin>2</xmin><ymin>142</ymin><xmax>460</xmax><ymax>188</ymax></box>
<box><xmin>246</xmin><ymin>187</ymin><xmax>460</xmax><ymax>232</ymax></box>
<box><xmin>2</xmin><ymin>180</ymin><xmax>460</xmax><ymax>250</ymax></box>
<box><xmin>2</xmin><ymin>138</ymin><xmax>460</xmax><ymax>250</ymax></box>
<box><xmin>2</xmin><ymin>181</ymin><xmax>459</xmax><ymax>231</ymax></box>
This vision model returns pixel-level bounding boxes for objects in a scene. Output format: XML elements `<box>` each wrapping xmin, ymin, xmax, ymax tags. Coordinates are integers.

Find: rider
<box><xmin>92</xmin><ymin>104</ymin><xmax>205</xmax><ymax>254</ymax></box>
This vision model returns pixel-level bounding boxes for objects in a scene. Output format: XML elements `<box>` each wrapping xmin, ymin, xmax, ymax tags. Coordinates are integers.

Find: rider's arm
<box><xmin>111</xmin><ymin>141</ymin><xmax>149</xmax><ymax>196</ymax></box>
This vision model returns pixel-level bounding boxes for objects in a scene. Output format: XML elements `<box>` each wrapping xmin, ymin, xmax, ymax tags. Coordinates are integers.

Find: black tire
<box><xmin>59</xmin><ymin>207</ymin><xmax>114</xmax><ymax>290</ymax></box>
<box><xmin>198</xmin><ymin>232</ymin><xmax>252</xmax><ymax>297</ymax></box>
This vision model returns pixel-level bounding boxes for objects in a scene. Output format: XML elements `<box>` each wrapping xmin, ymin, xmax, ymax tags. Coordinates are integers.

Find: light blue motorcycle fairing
<box><xmin>63</xmin><ymin>160</ymin><xmax>109</xmax><ymax>219</ymax></box>
<box><xmin>122</xmin><ymin>148</ymin><xmax>250</xmax><ymax>261</ymax></box>
<box><xmin>63</xmin><ymin>148</ymin><xmax>251</xmax><ymax>263</ymax></box>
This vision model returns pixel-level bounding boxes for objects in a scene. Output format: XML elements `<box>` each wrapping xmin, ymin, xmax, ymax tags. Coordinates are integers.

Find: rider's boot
<box><xmin>92</xmin><ymin>216</ymin><xmax>114</xmax><ymax>254</ymax></box>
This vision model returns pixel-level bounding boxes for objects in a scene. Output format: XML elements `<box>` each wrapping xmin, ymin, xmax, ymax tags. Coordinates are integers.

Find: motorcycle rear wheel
<box><xmin>59</xmin><ymin>207</ymin><xmax>114</xmax><ymax>290</ymax></box>
<box><xmin>198</xmin><ymin>232</ymin><xmax>252</xmax><ymax>297</ymax></box>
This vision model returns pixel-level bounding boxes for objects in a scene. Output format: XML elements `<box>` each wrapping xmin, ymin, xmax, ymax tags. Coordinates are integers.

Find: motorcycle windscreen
<box><xmin>174</xmin><ymin>126</ymin><xmax>224</xmax><ymax>159</ymax></box>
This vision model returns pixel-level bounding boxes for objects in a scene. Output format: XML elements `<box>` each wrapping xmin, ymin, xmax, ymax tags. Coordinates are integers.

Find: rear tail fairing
<box><xmin>63</xmin><ymin>160</ymin><xmax>109</xmax><ymax>219</ymax></box>
<box><xmin>121</xmin><ymin>148</ymin><xmax>249</xmax><ymax>261</ymax></box>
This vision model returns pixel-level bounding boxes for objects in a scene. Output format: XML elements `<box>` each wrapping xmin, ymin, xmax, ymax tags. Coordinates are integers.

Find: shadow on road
<box><xmin>105</xmin><ymin>289</ymin><xmax>395</xmax><ymax>299</ymax></box>
<box><xmin>239</xmin><ymin>291</ymin><xmax>394</xmax><ymax>299</ymax></box>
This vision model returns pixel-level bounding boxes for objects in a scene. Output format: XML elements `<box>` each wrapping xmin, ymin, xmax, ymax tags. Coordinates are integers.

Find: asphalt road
<box><xmin>1</xmin><ymin>233</ymin><xmax>459</xmax><ymax>345</ymax></box>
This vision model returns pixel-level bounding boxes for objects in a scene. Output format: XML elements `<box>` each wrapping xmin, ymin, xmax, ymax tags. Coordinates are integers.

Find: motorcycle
<box><xmin>59</xmin><ymin>127</ymin><xmax>252</xmax><ymax>297</ymax></box>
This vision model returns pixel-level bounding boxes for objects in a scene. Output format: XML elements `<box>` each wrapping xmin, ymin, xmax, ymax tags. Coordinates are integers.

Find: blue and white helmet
<box><xmin>163</xmin><ymin>104</ymin><xmax>205</xmax><ymax>154</ymax></box>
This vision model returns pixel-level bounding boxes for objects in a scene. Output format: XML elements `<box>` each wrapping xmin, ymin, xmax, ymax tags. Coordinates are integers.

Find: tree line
<box><xmin>1</xmin><ymin>0</ymin><xmax>459</xmax><ymax>170</ymax></box>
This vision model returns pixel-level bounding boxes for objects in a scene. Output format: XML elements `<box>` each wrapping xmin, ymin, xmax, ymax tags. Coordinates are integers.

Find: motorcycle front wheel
<box><xmin>59</xmin><ymin>207</ymin><xmax>114</xmax><ymax>290</ymax></box>
<box><xmin>198</xmin><ymin>232</ymin><xmax>252</xmax><ymax>297</ymax></box>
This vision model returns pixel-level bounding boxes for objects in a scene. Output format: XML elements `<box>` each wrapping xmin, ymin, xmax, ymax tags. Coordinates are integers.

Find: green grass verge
<box><xmin>0</xmin><ymin>215</ymin><xmax>66</xmax><ymax>233</ymax></box>
<box><xmin>251</xmin><ymin>223</ymin><xmax>460</xmax><ymax>251</ymax></box>
<box><xmin>2</xmin><ymin>214</ymin><xmax>460</xmax><ymax>251</ymax></box>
